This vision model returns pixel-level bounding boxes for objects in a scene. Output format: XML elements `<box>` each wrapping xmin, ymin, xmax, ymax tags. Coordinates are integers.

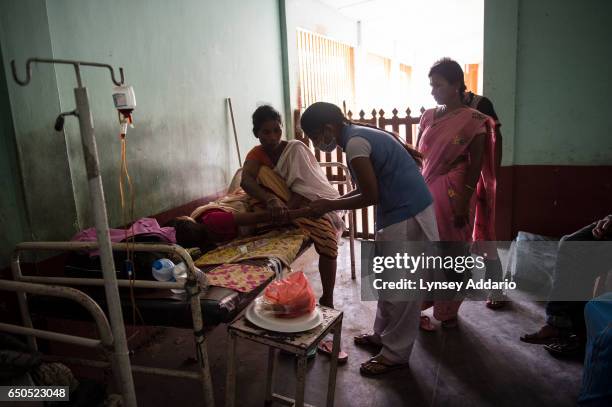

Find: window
<box><xmin>296</xmin><ymin>29</ymin><xmax>355</xmax><ymax>111</ymax></box>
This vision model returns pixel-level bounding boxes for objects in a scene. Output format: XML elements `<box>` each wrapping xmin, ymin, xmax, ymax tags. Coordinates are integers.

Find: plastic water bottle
<box><xmin>152</xmin><ymin>258</ymin><xmax>184</xmax><ymax>294</ymax></box>
<box><xmin>152</xmin><ymin>259</ymin><xmax>175</xmax><ymax>282</ymax></box>
<box><xmin>152</xmin><ymin>259</ymin><xmax>205</xmax><ymax>295</ymax></box>
<box><xmin>172</xmin><ymin>262</ymin><xmax>187</xmax><ymax>295</ymax></box>
<box><xmin>172</xmin><ymin>262</ymin><xmax>206</xmax><ymax>291</ymax></box>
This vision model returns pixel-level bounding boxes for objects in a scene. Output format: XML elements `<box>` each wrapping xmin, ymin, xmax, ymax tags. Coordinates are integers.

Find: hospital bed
<box><xmin>0</xmin><ymin>163</ymin><xmax>356</xmax><ymax>407</ymax></box>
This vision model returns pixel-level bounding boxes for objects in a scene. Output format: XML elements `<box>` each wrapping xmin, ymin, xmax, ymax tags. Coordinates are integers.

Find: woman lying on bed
<box><xmin>171</xmin><ymin>198</ymin><xmax>311</xmax><ymax>249</ymax></box>
<box><xmin>240</xmin><ymin>105</ymin><xmax>344</xmax><ymax>310</ymax></box>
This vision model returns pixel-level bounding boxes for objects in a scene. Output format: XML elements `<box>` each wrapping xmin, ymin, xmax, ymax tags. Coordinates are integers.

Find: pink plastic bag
<box><xmin>263</xmin><ymin>272</ymin><xmax>316</xmax><ymax>318</ymax></box>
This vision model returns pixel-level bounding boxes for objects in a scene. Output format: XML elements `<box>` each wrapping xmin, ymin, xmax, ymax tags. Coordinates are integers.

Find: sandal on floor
<box><xmin>544</xmin><ymin>336</ymin><xmax>584</xmax><ymax>357</ymax></box>
<box><xmin>359</xmin><ymin>355</ymin><xmax>409</xmax><ymax>377</ymax></box>
<box><xmin>520</xmin><ymin>325</ymin><xmax>562</xmax><ymax>344</ymax></box>
<box><xmin>419</xmin><ymin>315</ymin><xmax>436</xmax><ymax>331</ymax></box>
<box><xmin>485</xmin><ymin>298</ymin><xmax>507</xmax><ymax>310</ymax></box>
<box><xmin>317</xmin><ymin>340</ymin><xmax>348</xmax><ymax>364</ymax></box>
<box><xmin>353</xmin><ymin>333</ymin><xmax>382</xmax><ymax>350</ymax></box>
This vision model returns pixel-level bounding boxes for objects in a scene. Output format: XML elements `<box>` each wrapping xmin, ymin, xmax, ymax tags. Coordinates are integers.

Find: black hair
<box><xmin>252</xmin><ymin>105</ymin><xmax>282</xmax><ymax>136</ymax></box>
<box><xmin>172</xmin><ymin>218</ymin><xmax>209</xmax><ymax>249</ymax></box>
<box><xmin>428</xmin><ymin>57</ymin><xmax>467</xmax><ymax>96</ymax></box>
<box><xmin>299</xmin><ymin>102</ymin><xmax>345</xmax><ymax>135</ymax></box>
<box><xmin>300</xmin><ymin>102</ymin><xmax>423</xmax><ymax>167</ymax></box>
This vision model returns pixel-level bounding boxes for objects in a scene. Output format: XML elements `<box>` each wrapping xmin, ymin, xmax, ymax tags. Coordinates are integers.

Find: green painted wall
<box><xmin>485</xmin><ymin>0</ymin><xmax>612</xmax><ymax>166</ymax></box>
<box><xmin>0</xmin><ymin>43</ymin><xmax>31</xmax><ymax>268</ymax></box>
<box><xmin>0</xmin><ymin>0</ymin><xmax>285</xmax><ymax>266</ymax></box>
<box><xmin>0</xmin><ymin>0</ymin><xmax>78</xmax><ymax>248</ymax></box>
<box><xmin>483</xmin><ymin>0</ymin><xmax>518</xmax><ymax>166</ymax></box>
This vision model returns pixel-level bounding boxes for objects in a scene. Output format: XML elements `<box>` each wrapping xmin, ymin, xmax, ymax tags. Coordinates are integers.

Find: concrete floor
<box><xmin>127</xmin><ymin>239</ymin><xmax>584</xmax><ymax>407</ymax></box>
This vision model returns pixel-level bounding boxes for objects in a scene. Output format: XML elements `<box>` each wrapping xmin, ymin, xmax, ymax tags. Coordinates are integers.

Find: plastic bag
<box><xmin>260</xmin><ymin>271</ymin><xmax>316</xmax><ymax>318</ymax></box>
<box><xmin>505</xmin><ymin>231</ymin><xmax>558</xmax><ymax>296</ymax></box>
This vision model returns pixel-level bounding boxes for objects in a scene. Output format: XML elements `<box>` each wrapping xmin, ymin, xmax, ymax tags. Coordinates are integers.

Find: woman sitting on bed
<box><xmin>240</xmin><ymin>105</ymin><xmax>344</xmax><ymax>310</ymax></box>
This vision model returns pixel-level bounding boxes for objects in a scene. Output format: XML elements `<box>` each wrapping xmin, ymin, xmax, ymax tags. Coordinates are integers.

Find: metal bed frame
<box><xmin>2</xmin><ymin>241</ymin><xmax>215</xmax><ymax>406</ymax></box>
<box><xmin>2</xmin><ymin>211</ymin><xmax>354</xmax><ymax>406</ymax></box>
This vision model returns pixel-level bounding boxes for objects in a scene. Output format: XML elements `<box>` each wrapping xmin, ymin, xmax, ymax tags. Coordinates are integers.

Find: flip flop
<box><xmin>544</xmin><ymin>336</ymin><xmax>584</xmax><ymax>357</ymax></box>
<box><xmin>520</xmin><ymin>326</ymin><xmax>563</xmax><ymax>345</ymax></box>
<box><xmin>317</xmin><ymin>340</ymin><xmax>348</xmax><ymax>364</ymax></box>
<box><xmin>419</xmin><ymin>315</ymin><xmax>436</xmax><ymax>331</ymax></box>
<box><xmin>359</xmin><ymin>356</ymin><xmax>409</xmax><ymax>377</ymax></box>
<box><xmin>353</xmin><ymin>333</ymin><xmax>383</xmax><ymax>350</ymax></box>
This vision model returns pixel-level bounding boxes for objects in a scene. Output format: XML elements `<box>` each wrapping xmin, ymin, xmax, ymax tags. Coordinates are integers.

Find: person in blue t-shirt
<box><xmin>301</xmin><ymin>102</ymin><xmax>439</xmax><ymax>376</ymax></box>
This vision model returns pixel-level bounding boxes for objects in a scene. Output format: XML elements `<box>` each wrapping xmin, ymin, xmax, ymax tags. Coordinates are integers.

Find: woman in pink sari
<box><xmin>417</xmin><ymin>58</ymin><xmax>498</xmax><ymax>328</ymax></box>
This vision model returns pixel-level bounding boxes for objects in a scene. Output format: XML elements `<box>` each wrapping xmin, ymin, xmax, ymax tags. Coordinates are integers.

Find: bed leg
<box><xmin>187</xmin><ymin>278</ymin><xmax>215</xmax><ymax>407</ymax></box>
<box><xmin>196</xmin><ymin>335</ymin><xmax>215</xmax><ymax>407</ymax></box>
<box><xmin>105</xmin><ymin>347</ymin><xmax>124</xmax><ymax>396</ymax></box>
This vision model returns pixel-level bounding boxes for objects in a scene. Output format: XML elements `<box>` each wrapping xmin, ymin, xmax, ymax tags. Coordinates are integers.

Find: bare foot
<box><xmin>319</xmin><ymin>296</ymin><xmax>334</xmax><ymax>309</ymax></box>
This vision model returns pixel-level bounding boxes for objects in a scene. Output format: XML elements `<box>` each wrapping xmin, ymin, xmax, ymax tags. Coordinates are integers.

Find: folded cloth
<box><xmin>71</xmin><ymin>218</ymin><xmax>176</xmax><ymax>256</ymax></box>
<box><xmin>205</xmin><ymin>263</ymin><xmax>274</xmax><ymax>293</ymax></box>
<box><xmin>274</xmin><ymin>140</ymin><xmax>345</xmax><ymax>230</ymax></box>
<box><xmin>195</xmin><ymin>228</ymin><xmax>308</xmax><ymax>268</ymax></box>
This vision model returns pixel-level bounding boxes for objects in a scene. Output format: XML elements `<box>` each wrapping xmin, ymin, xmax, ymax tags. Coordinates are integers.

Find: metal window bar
<box><xmin>295</xmin><ymin>28</ymin><xmax>355</xmax><ymax>111</ymax></box>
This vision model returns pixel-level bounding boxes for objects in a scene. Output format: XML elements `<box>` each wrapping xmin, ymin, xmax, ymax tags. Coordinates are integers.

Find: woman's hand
<box><xmin>308</xmin><ymin>199</ymin><xmax>334</xmax><ymax>217</ymax></box>
<box><xmin>266</xmin><ymin>196</ymin><xmax>289</xmax><ymax>224</ymax></box>
<box><xmin>286</xmin><ymin>192</ymin><xmax>309</xmax><ymax>210</ymax></box>
<box><xmin>453</xmin><ymin>197</ymin><xmax>470</xmax><ymax>228</ymax></box>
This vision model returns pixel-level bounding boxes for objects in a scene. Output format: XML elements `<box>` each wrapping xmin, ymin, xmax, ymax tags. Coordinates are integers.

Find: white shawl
<box><xmin>275</xmin><ymin>140</ymin><xmax>345</xmax><ymax>232</ymax></box>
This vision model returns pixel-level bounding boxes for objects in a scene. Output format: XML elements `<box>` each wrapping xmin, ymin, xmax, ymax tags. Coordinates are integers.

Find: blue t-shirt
<box><xmin>340</xmin><ymin>124</ymin><xmax>433</xmax><ymax>230</ymax></box>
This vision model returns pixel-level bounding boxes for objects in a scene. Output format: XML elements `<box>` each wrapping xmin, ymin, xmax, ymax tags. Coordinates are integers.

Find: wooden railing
<box><xmin>294</xmin><ymin>106</ymin><xmax>425</xmax><ymax>240</ymax></box>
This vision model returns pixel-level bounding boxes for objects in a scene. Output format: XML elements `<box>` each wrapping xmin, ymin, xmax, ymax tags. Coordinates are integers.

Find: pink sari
<box><xmin>418</xmin><ymin>107</ymin><xmax>498</xmax><ymax>321</ymax></box>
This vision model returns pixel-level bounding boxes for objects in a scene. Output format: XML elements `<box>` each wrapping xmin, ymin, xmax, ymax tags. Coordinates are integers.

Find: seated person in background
<box><xmin>521</xmin><ymin>213</ymin><xmax>612</xmax><ymax>356</ymax></box>
<box><xmin>240</xmin><ymin>105</ymin><xmax>344</xmax><ymax>310</ymax></box>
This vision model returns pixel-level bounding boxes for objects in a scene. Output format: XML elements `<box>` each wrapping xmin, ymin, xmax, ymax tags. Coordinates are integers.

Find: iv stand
<box><xmin>11</xmin><ymin>58</ymin><xmax>137</xmax><ymax>407</ymax></box>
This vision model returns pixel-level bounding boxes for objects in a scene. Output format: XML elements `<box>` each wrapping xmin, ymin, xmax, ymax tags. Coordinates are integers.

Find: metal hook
<box><xmin>114</xmin><ymin>67</ymin><xmax>125</xmax><ymax>86</ymax></box>
<box><xmin>10</xmin><ymin>58</ymin><xmax>125</xmax><ymax>87</ymax></box>
<box><xmin>11</xmin><ymin>59</ymin><xmax>32</xmax><ymax>86</ymax></box>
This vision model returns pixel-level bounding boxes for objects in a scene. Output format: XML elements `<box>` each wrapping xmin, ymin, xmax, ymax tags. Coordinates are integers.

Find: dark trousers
<box><xmin>546</xmin><ymin>223</ymin><xmax>611</xmax><ymax>336</ymax></box>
